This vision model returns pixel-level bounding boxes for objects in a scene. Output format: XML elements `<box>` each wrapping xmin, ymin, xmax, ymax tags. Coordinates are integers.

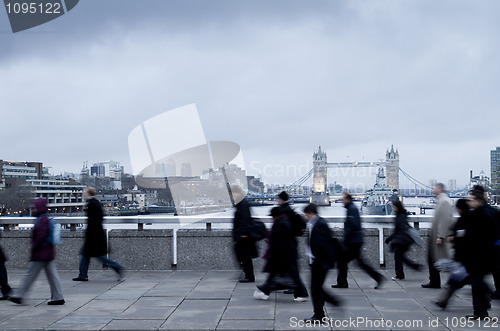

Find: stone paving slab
<box><xmin>0</xmin><ymin>269</ymin><xmax>499</xmax><ymax>330</ymax></box>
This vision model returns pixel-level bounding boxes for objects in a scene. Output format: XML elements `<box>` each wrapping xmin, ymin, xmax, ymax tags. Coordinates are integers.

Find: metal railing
<box><xmin>0</xmin><ymin>215</ymin><xmax>437</xmax><ymax>266</ymax></box>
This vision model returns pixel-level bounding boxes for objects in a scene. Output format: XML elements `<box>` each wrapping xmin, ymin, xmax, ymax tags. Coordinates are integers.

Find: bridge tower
<box><xmin>313</xmin><ymin>146</ymin><xmax>327</xmax><ymax>193</ymax></box>
<box><xmin>386</xmin><ymin>145</ymin><xmax>399</xmax><ymax>191</ymax></box>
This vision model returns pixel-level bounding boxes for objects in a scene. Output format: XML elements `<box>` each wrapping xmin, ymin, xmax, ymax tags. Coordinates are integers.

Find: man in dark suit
<box><xmin>332</xmin><ymin>193</ymin><xmax>385</xmax><ymax>289</ymax></box>
<box><xmin>73</xmin><ymin>187</ymin><xmax>125</xmax><ymax>282</ymax></box>
<box><xmin>303</xmin><ymin>203</ymin><xmax>341</xmax><ymax>322</ymax></box>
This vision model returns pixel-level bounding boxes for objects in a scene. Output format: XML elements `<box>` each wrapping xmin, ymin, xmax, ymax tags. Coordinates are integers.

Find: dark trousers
<box><xmin>471</xmin><ymin>274</ymin><xmax>490</xmax><ymax>317</ymax></box>
<box><xmin>337</xmin><ymin>242</ymin><xmax>381</xmax><ymax>286</ymax></box>
<box><xmin>311</xmin><ymin>262</ymin><xmax>339</xmax><ymax>318</ymax></box>
<box><xmin>427</xmin><ymin>250</ymin><xmax>441</xmax><ymax>285</ymax></box>
<box><xmin>492</xmin><ymin>269</ymin><xmax>500</xmax><ymax>294</ymax></box>
<box><xmin>0</xmin><ymin>262</ymin><xmax>11</xmax><ymax>297</ymax></box>
<box><xmin>290</xmin><ymin>261</ymin><xmax>308</xmax><ymax>298</ymax></box>
<box><xmin>235</xmin><ymin>241</ymin><xmax>254</xmax><ymax>281</ymax></box>
<box><xmin>393</xmin><ymin>244</ymin><xmax>420</xmax><ymax>279</ymax></box>
<box><xmin>78</xmin><ymin>253</ymin><xmax>123</xmax><ymax>279</ymax></box>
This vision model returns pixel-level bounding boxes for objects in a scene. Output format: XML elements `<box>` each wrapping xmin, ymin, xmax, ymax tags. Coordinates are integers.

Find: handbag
<box><xmin>248</xmin><ymin>218</ymin><xmax>266</xmax><ymax>242</ymax></box>
<box><xmin>406</xmin><ymin>226</ymin><xmax>423</xmax><ymax>246</ymax></box>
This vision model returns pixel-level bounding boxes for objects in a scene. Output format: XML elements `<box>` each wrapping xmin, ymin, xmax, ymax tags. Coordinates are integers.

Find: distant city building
<box><xmin>27</xmin><ymin>179</ymin><xmax>85</xmax><ymax>214</ymax></box>
<box><xmin>0</xmin><ymin>160</ymin><xmax>46</xmax><ymax>189</ymax></box>
<box><xmin>429</xmin><ymin>179</ymin><xmax>437</xmax><ymax>189</ymax></box>
<box><xmin>82</xmin><ymin>161</ymin><xmax>124</xmax><ymax>190</ymax></box>
<box><xmin>90</xmin><ymin>161</ymin><xmax>123</xmax><ymax>178</ymax></box>
<box><xmin>247</xmin><ymin>176</ymin><xmax>264</xmax><ymax>193</ymax></box>
<box><xmin>492</xmin><ymin>147</ymin><xmax>500</xmax><ymax>201</ymax></box>
<box><xmin>181</xmin><ymin>163</ymin><xmax>192</xmax><ymax>177</ymax></box>
<box><xmin>448</xmin><ymin>179</ymin><xmax>457</xmax><ymax>192</ymax></box>
<box><xmin>166</xmin><ymin>158</ymin><xmax>176</xmax><ymax>177</ymax></box>
<box><xmin>470</xmin><ymin>170</ymin><xmax>490</xmax><ymax>193</ymax></box>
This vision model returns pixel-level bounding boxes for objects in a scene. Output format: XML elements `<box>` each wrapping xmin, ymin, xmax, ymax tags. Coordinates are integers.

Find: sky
<box><xmin>1</xmin><ymin>0</ymin><xmax>499</xmax><ymax>189</ymax></box>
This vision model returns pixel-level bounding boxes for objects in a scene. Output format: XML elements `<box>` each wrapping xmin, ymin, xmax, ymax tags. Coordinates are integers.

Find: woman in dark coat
<box><xmin>231</xmin><ymin>185</ymin><xmax>257</xmax><ymax>283</ymax></box>
<box><xmin>73</xmin><ymin>187</ymin><xmax>124</xmax><ymax>282</ymax></box>
<box><xmin>386</xmin><ymin>200</ymin><xmax>421</xmax><ymax>280</ymax></box>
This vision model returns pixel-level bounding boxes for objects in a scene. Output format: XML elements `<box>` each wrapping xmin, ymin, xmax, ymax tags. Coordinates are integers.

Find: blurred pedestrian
<box><xmin>332</xmin><ymin>193</ymin><xmax>385</xmax><ymax>289</ymax></box>
<box><xmin>73</xmin><ymin>187</ymin><xmax>124</xmax><ymax>282</ymax></box>
<box><xmin>385</xmin><ymin>200</ymin><xmax>422</xmax><ymax>280</ymax></box>
<box><xmin>303</xmin><ymin>203</ymin><xmax>341</xmax><ymax>322</ymax></box>
<box><xmin>254</xmin><ymin>207</ymin><xmax>297</xmax><ymax>300</ymax></box>
<box><xmin>0</xmin><ymin>236</ymin><xmax>12</xmax><ymax>300</ymax></box>
<box><xmin>276</xmin><ymin>191</ymin><xmax>308</xmax><ymax>301</ymax></box>
<box><xmin>231</xmin><ymin>185</ymin><xmax>257</xmax><ymax>283</ymax></box>
<box><xmin>422</xmin><ymin>183</ymin><xmax>454</xmax><ymax>289</ymax></box>
<box><xmin>463</xmin><ymin>186</ymin><xmax>498</xmax><ymax>319</ymax></box>
<box><xmin>434</xmin><ymin>198</ymin><xmax>471</xmax><ymax>309</ymax></box>
<box><xmin>9</xmin><ymin>198</ymin><xmax>64</xmax><ymax>305</ymax></box>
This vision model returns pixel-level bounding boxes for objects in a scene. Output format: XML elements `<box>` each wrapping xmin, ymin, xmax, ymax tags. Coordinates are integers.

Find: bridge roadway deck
<box><xmin>0</xmin><ymin>269</ymin><xmax>497</xmax><ymax>331</ymax></box>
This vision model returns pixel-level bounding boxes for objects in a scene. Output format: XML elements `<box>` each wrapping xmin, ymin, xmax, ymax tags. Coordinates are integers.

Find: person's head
<box><xmin>391</xmin><ymin>200</ymin><xmax>406</xmax><ymax>215</ymax></box>
<box><xmin>269</xmin><ymin>207</ymin><xmax>284</xmax><ymax>221</ymax></box>
<box><xmin>33</xmin><ymin>198</ymin><xmax>48</xmax><ymax>217</ymax></box>
<box><xmin>455</xmin><ymin>198</ymin><xmax>469</xmax><ymax>216</ymax></box>
<box><xmin>276</xmin><ymin>191</ymin><xmax>289</xmax><ymax>205</ymax></box>
<box><xmin>433</xmin><ymin>183</ymin><xmax>445</xmax><ymax>197</ymax></box>
<box><xmin>230</xmin><ymin>185</ymin><xmax>245</xmax><ymax>204</ymax></box>
<box><xmin>303</xmin><ymin>203</ymin><xmax>318</xmax><ymax>221</ymax></box>
<box><xmin>342</xmin><ymin>193</ymin><xmax>353</xmax><ymax>206</ymax></box>
<box><xmin>467</xmin><ymin>185</ymin><xmax>486</xmax><ymax>209</ymax></box>
<box><xmin>84</xmin><ymin>187</ymin><xmax>96</xmax><ymax>201</ymax></box>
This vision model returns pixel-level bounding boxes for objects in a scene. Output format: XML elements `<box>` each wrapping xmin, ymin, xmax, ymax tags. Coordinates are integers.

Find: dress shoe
<box><xmin>8</xmin><ymin>297</ymin><xmax>22</xmax><ymax>304</ymax></box>
<box><xmin>375</xmin><ymin>276</ymin><xmax>386</xmax><ymax>289</ymax></box>
<box><xmin>434</xmin><ymin>300</ymin><xmax>447</xmax><ymax>310</ymax></box>
<box><xmin>72</xmin><ymin>277</ymin><xmax>88</xmax><ymax>282</ymax></box>
<box><xmin>391</xmin><ymin>276</ymin><xmax>405</xmax><ymax>281</ymax></box>
<box><xmin>331</xmin><ymin>284</ymin><xmax>348</xmax><ymax>289</ymax></box>
<box><xmin>48</xmin><ymin>299</ymin><xmax>65</xmax><ymax>305</ymax></box>
<box><xmin>0</xmin><ymin>295</ymin><xmax>9</xmax><ymax>300</ymax></box>
<box><xmin>238</xmin><ymin>278</ymin><xmax>255</xmax><ymax>283</ymax></box>
<box><xmin>421</xmin><ymin>283</ymin><xmax>440</xmax><ymax>289</ymax></box>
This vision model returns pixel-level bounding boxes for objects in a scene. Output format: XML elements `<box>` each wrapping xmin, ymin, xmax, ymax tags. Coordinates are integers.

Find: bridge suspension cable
<box><xmin>399</xmin><ymin>167</ymin><xmax>432</xmax><ymax>191</ymax></box>
<box><xmin>285</xmin><ymin>168</ymin><xmax>313</xmax><ymax>190</ymax></box>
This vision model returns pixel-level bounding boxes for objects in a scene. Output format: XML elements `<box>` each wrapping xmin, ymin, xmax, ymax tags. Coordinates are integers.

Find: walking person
<box><xmin>73</xmin><ymin>187</ymin><xmax>124</xmax><ymax>282</ymax></box>
<box><xmin>463</xmin><ymin>186</ymin><xmax>498</xmax><ymax>319</ymax></box>
<box><xmin>0</xmin><ymin>235</ymin><xmax>12</xmax><ymax>300</ymax></box>
<box><xmin>385</xmin><ymin>200</ymin><xmax>422</xmax><ymax>280</ymax></box>
<box><xmin>231</xmin><ymin>185</ymin><xmax>257</xmax><ymax>283</ymax></box>
<box><xmin>254</xmin><ymin>207</ymin><xmax>297</xmax><ymax>300</ymax></box>
<box><xmin>422</xmin><ymin>183</ymin><xmax>454</xmax><ymax>289</ymax></box>
<box><xmin>434</xmin><ymin>198</ymin><xmax>471</xmax><ymax>309</ymax></box>
<box><xmin>276</xmin><ymin>191</ymin><xmax>308</xmax><ymax>301</ymax></box>
<box><xmin>332</xmin><ymin>193</ymin><xmax>385</xmax><ymax>289</ymax></box>
<box><xmin>303</xmin><ymin>203</ymin><xmax>341</xmax><ymax>322</ymax></box>
<box><xmin>9</xmin><ymin>198</ymin><xmax>65</xmax><ymax>305</ymax></box>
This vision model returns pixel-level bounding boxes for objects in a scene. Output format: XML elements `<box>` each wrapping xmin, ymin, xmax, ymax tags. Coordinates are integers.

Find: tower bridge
<box><xmin>311</xmin><ymin>145</ymin><xmax>400</xmax><ymax>205</ymax></box>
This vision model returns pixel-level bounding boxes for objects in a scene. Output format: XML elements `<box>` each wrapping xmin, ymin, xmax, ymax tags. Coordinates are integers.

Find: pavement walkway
<box><xmin>0</xmin><ymin>269</ymin><xmax>498</xmax><ymax>330</ymax></box>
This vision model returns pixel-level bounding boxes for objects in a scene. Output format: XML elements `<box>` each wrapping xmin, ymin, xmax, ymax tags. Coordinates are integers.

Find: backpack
<box><xmin>47</xmin><ymin>217</ymin><xmax>62</xmax><ymax>246</ymax></box>
<box><xmin>289</xmin><ymin>210</ymin><xmax>307</xmax><ymax>237</ymax></box>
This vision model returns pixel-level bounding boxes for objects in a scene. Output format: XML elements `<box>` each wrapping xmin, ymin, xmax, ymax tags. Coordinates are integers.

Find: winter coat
<box><xmin>232</xmin><ymin>198</ymin><xmax>257</xmax><ymax>259</ymax></box>
<box><xmin>264</xmin><ymin>215</ymin><xmax>295</xmax><ymax>274</ymax></box>
<box><xmin>463</xmin><ymin>203</ymin><xmax>498</xmax><ymax>276</ymax></box>
<box><xmin>310</xmin><ymin>216</ymin><xmax>336</xmax><ymax>270</ymax></box>
<box><xmin>428</xmin><ymin>193</ymin><xmax>454</xmax><ymax>262</ymax></box>
<box><xmin>343</xmin><ymin>202</ymin><xmax>364</xmax><ymax>244</ymax></box>
<box><xmin>31</xmin><ymin>198</ymin><xmax>55</xmax><ymax>261</ymax></box>
<box><xmin>82</xmin><ymin>198</ymin><xmax>108</xmax><ymax>257</ymax></box>
<box><xmin>387</xmin><ymin>212</ymin><xmax>413</xmax><ymax>250</ymax></box>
